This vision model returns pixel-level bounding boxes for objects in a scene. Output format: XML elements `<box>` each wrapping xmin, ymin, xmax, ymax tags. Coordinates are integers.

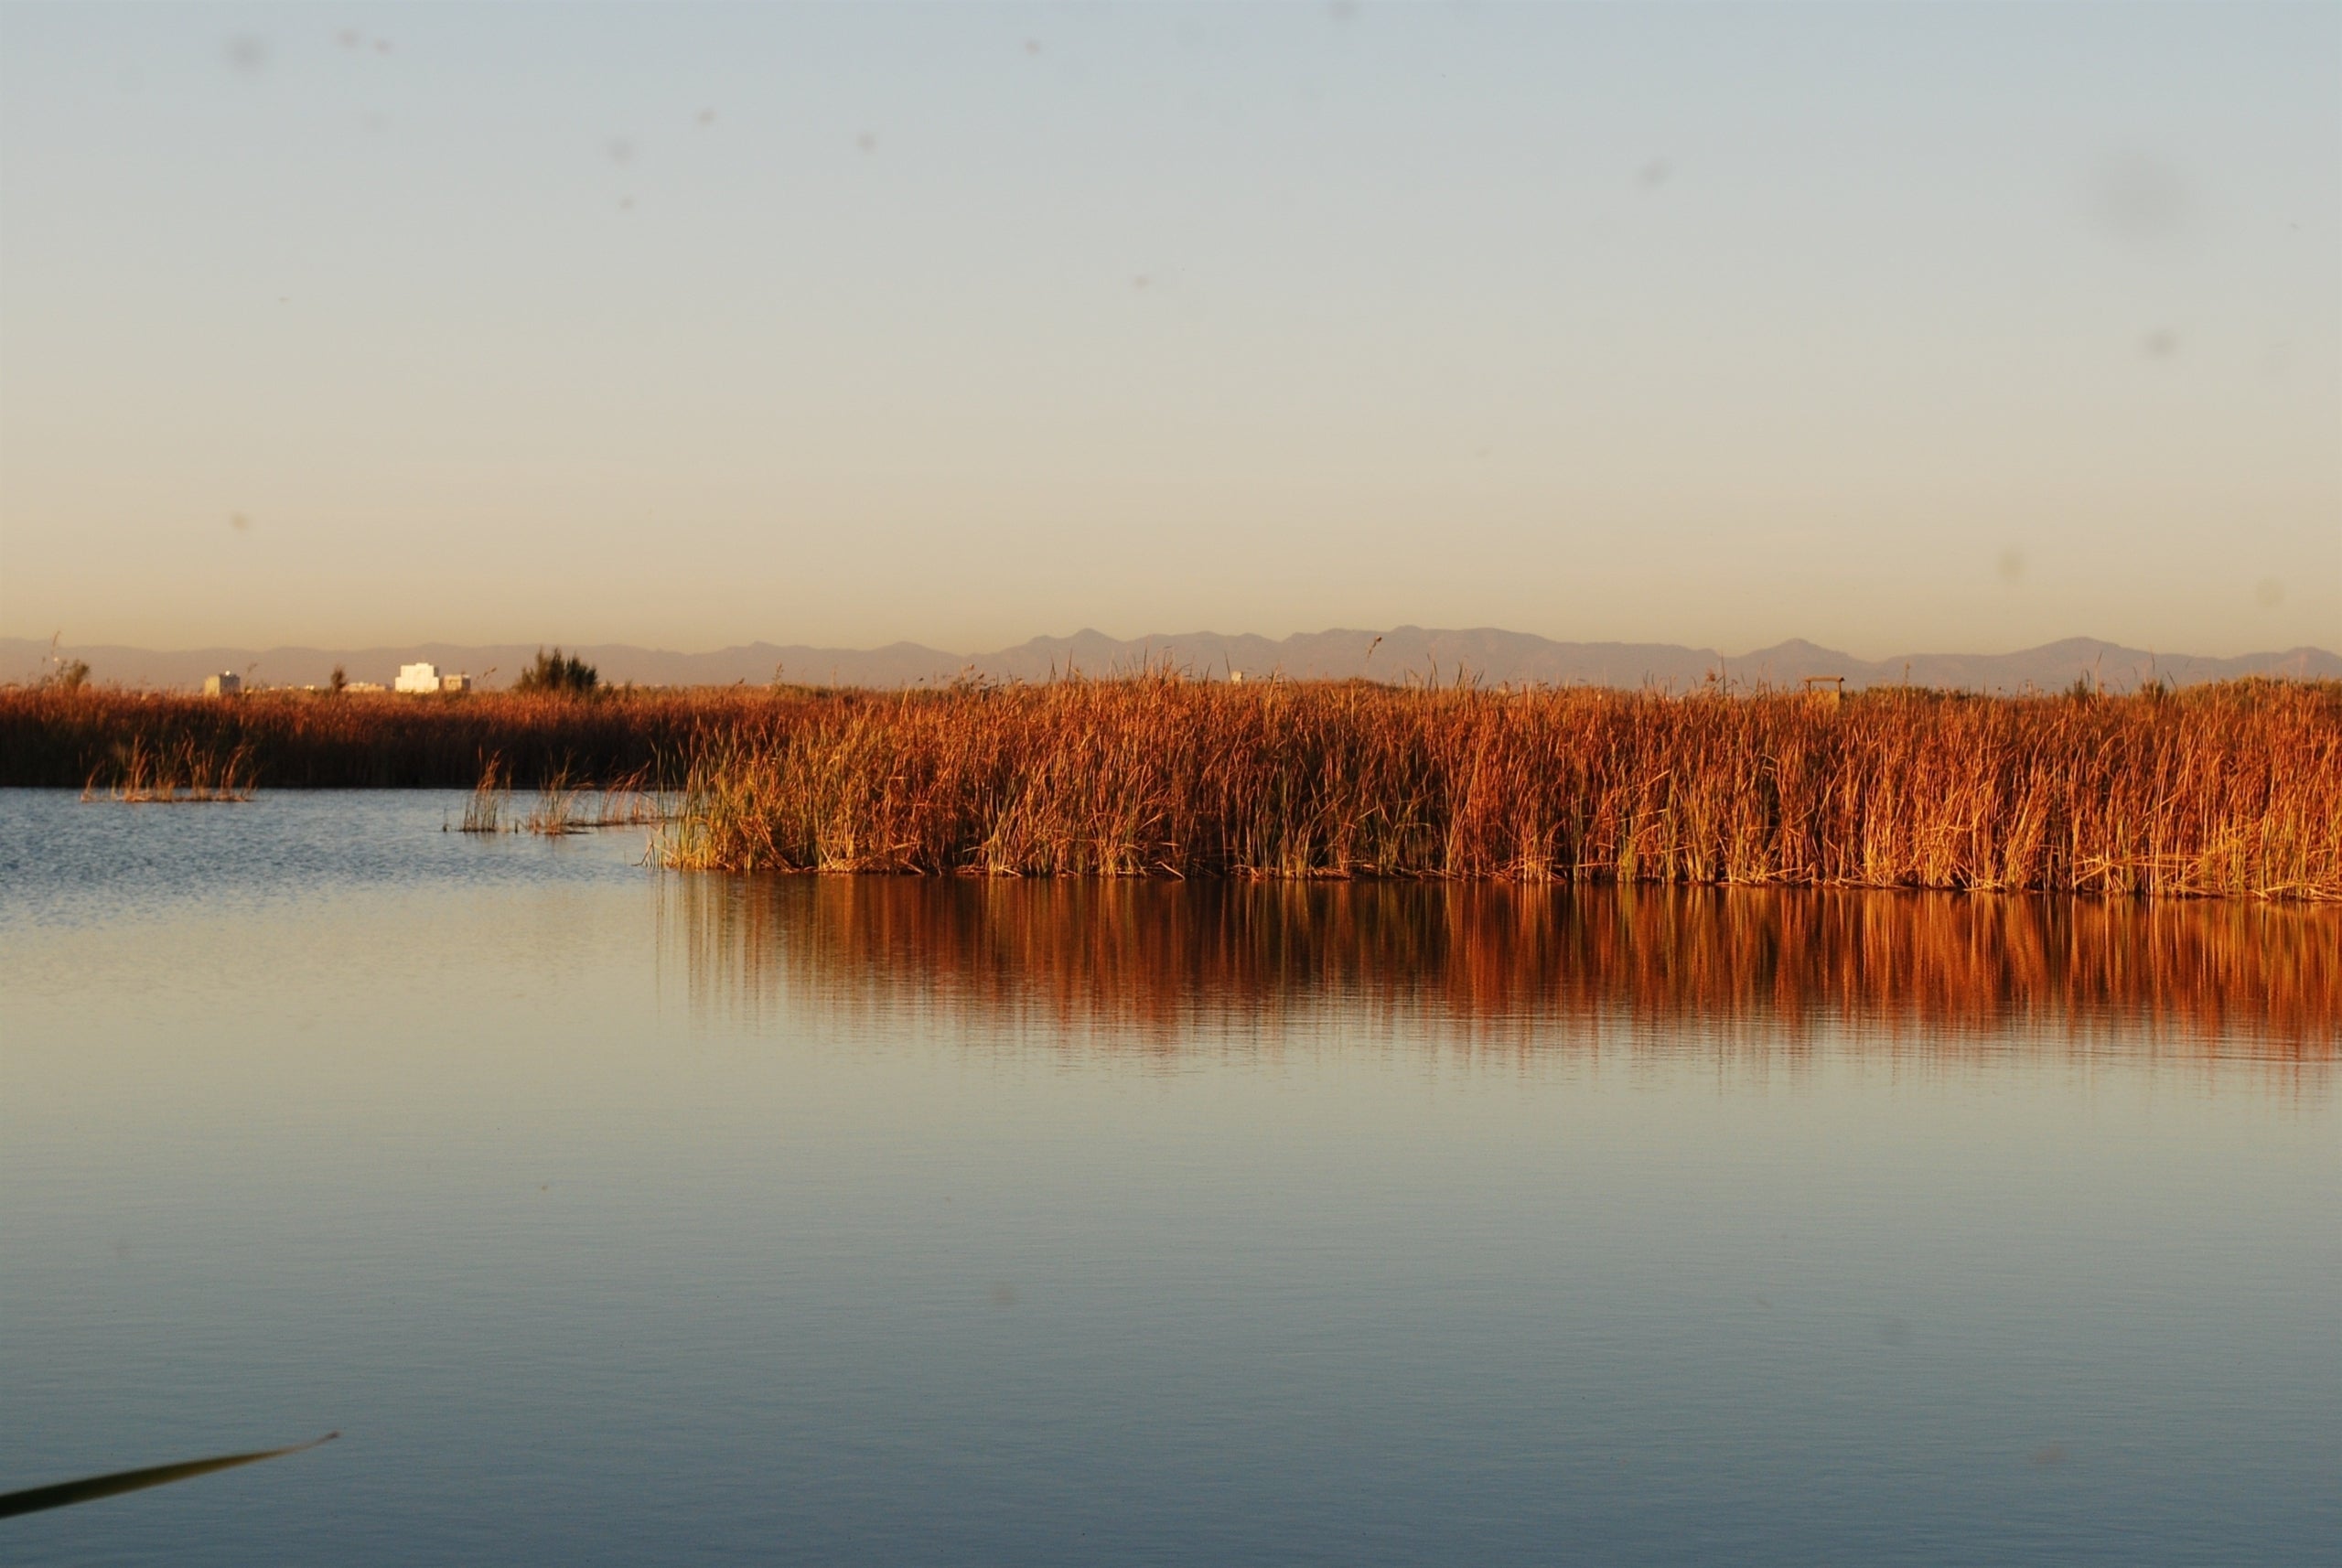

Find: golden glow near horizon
<box><xmin>1</xmin><ymin>4</ymin><xmax>2335</xmax><ymax>660</ymax></box>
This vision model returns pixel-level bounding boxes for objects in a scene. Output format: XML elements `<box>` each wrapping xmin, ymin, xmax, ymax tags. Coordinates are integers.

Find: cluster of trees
<box><xmin>514</xmin><ymin>646</ymin><xmax>600</xmax><ymax>696</ymax></box>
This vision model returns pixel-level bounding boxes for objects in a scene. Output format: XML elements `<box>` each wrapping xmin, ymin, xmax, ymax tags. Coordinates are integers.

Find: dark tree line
<box><xmin>513</xmin><ymin>647</ymin><xmax>599</xmax><ymax>696</ymax></box>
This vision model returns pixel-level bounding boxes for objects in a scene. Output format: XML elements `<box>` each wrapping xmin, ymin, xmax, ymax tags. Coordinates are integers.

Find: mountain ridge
<box><xmin>5</xmin><ymin>630</ymin><xmax>2335</xmax><ymax>694</ymax></box>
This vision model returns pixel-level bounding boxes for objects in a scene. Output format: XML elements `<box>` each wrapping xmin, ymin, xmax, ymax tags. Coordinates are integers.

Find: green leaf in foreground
<box><xmin>0</xmin><ymin>1433</ymin><xmax>338</xmax><ymax>1519</ymax></box>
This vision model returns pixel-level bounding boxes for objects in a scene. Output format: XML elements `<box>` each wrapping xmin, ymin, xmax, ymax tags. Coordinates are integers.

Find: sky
<box><xmin>1</xmin><ymin>2</ymin><xmax>2335</xmax><ymax>659</ymax></box>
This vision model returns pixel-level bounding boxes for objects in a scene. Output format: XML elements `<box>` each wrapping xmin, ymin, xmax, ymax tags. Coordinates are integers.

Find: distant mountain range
<box><xmin>6</xmin><ymin>629</ymin><xmax>2336</xmax><ymax>694</ymax></box>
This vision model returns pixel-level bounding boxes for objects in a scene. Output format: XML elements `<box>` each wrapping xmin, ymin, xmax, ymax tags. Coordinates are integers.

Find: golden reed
<box><xmin>661</xmin><ymin>678</ymin><xmax>2341</xmax><ymax>900</ymax></box>
<box><xmin>0</xmin><ymin>686</ymin><xmax>750</xmax><ymax>789</ymax></box>
<box><xmin>675</xmin><ymin>878</ymin><xmax>2339</xmax><ymax>1056</ymax></box>
<box><xmin>10</xmin><ymin>677</ymin><xmax>2335</xmax><ymax>900</ymax></box>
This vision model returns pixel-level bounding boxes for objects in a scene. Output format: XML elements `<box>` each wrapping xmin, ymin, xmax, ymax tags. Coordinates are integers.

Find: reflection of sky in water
<box><xmin>0</xmin><ymin>790</ymin><xmax>647</xmax><ymax>931</ymax></box>
<box><xmin>2</xmin><ymin>794</ymin><xmax>2336</xmax><ymax>1564</ymax></box>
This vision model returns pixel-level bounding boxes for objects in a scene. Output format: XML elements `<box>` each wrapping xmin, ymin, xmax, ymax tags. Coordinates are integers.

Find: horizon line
<box><xmin>7</xmin><ymin>627</ymin><xmax>2337</xmax><ymax>665</ymax></box>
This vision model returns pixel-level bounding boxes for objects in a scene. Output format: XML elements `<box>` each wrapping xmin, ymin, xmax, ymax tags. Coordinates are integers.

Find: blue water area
<box><xmin>2</xmin><ymin>791</ymin><xmax>2335</xmax><ymax>1565</ymax></box>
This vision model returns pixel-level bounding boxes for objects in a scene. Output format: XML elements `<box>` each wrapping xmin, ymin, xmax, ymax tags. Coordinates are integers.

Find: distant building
<box><xmin>393</xmin><ymin>661</ymin><xmax>473</xmax><ymax>694</ymax></box>
<box><xmin>202</xmin><ymin>671</ymin><xmax>242</xmax><ymax>697</ymax></box>
<box><xmin>345</xmin><ymin>681</ymin><xmax>387</xmax><ymax>693</ymax></box>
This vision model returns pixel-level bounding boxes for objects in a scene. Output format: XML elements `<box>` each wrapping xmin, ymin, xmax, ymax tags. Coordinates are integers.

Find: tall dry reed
<box><xmin>12</xmin><ymin>677</ymin><xmax>2335</xmax><ymax>899</ymax></box>
<box><xmin>661</xmin><ymin>677</ymin><xmax>2342</xmax><ymax>899</ymax></box>
<box><xmin>0</xmin><ymin>686</ymin><xmax>755</xmax><ymax>789</ymax></box>
<box><xmin>80</xmin><ymin>732</ymin><xmax>257</xmax><ymax>802</ymax></box>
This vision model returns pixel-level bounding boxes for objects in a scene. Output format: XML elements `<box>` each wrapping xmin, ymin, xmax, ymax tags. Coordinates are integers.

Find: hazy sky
<box><xmin>2</xmin><ymin>3</ymin><xmax>2335</xmax><ymax>657</ymax></box>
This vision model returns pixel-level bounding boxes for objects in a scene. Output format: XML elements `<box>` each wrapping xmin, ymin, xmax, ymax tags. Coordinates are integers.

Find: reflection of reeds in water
<box><xmin>661</xmin><ymin>679</ymin><xmax>2342</xmax><ymax>900</ymax></box>
<box><xmin>671</xmin><ymin>876</ymin><xmax>2339</xmax><ymax>1059</ymax></box>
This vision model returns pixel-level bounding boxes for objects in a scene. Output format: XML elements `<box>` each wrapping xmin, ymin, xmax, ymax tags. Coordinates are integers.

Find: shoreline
<box><xmin>9</xmin><ymin>678</ymin><xmax>2330</xmax><ymax>899</ymax></box>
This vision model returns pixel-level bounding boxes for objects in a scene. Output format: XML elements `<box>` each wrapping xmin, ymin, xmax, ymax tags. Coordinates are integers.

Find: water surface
<box><xmin>3</xmin><ymin>790</ymin><xmax>2335</xmax><ymax>1564</ymax></box>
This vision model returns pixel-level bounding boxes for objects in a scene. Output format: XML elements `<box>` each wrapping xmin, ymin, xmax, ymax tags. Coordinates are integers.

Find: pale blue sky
<box><xmin>2</xmin><ymin>2</ymin><xmax>2335</xmax><ymax>655</ymax></box>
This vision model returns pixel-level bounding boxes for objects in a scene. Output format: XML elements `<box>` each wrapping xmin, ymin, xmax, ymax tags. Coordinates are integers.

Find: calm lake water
<box><xmin>3</xmin><ymin>790</ymin><xmax>2336</xmax><ymax>1565</ymax></box>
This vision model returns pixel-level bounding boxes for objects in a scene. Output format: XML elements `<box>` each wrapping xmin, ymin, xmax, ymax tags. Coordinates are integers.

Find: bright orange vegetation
<box><xmin>7</xmin><ymin>678</ymin><xmax>2336</xmax><ymax>899</ymax></box>
<box><xmin>665</xmin><ymin>677</ymin><xmax>2342</xmax><ymax>900</ymax></box>
<box><xmin>679</xmin><ymin>876</ymin><xmax>2340</xmax><ymax>1055</ymax></box>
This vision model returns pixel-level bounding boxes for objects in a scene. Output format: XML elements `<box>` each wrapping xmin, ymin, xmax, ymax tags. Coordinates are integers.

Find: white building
<box><xmin>202</xmin><ymin>671</ymin><xmax>242</xmax><ymax>697</ymax></box>
<box><xmin>395</xmin><ymin>661</ymin><xmax>474</xmax><ymax>694</ymax></box>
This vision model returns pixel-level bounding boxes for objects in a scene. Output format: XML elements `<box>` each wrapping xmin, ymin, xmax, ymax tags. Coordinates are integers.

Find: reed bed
<box><xmin>445</xmin><ymin>757</ymin><xmax>670</xmax><ymax>834</ymax></box>
<box><xmin>0</xmin><ymin>686</ymin><xmax>753</xmax><ymax>790</ymax></box>
<box><xmin>80</xmin><ymin>733</ymin><xmax>257</xmax><ymax>802</ymax></box>
<box><xmin>11</xmin><ymin>678</ymin><xmax>2336</xmax><ymax>900</ymax></box>
<box><xmin>521</xmin><ymin>765</ymin><xmax>670</xmax><ymax>835</ymax></box>
<box><xmin>661</xmin><ymin>677</ymin><xmax>2342</xmax><ymax>900</ymax></box>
